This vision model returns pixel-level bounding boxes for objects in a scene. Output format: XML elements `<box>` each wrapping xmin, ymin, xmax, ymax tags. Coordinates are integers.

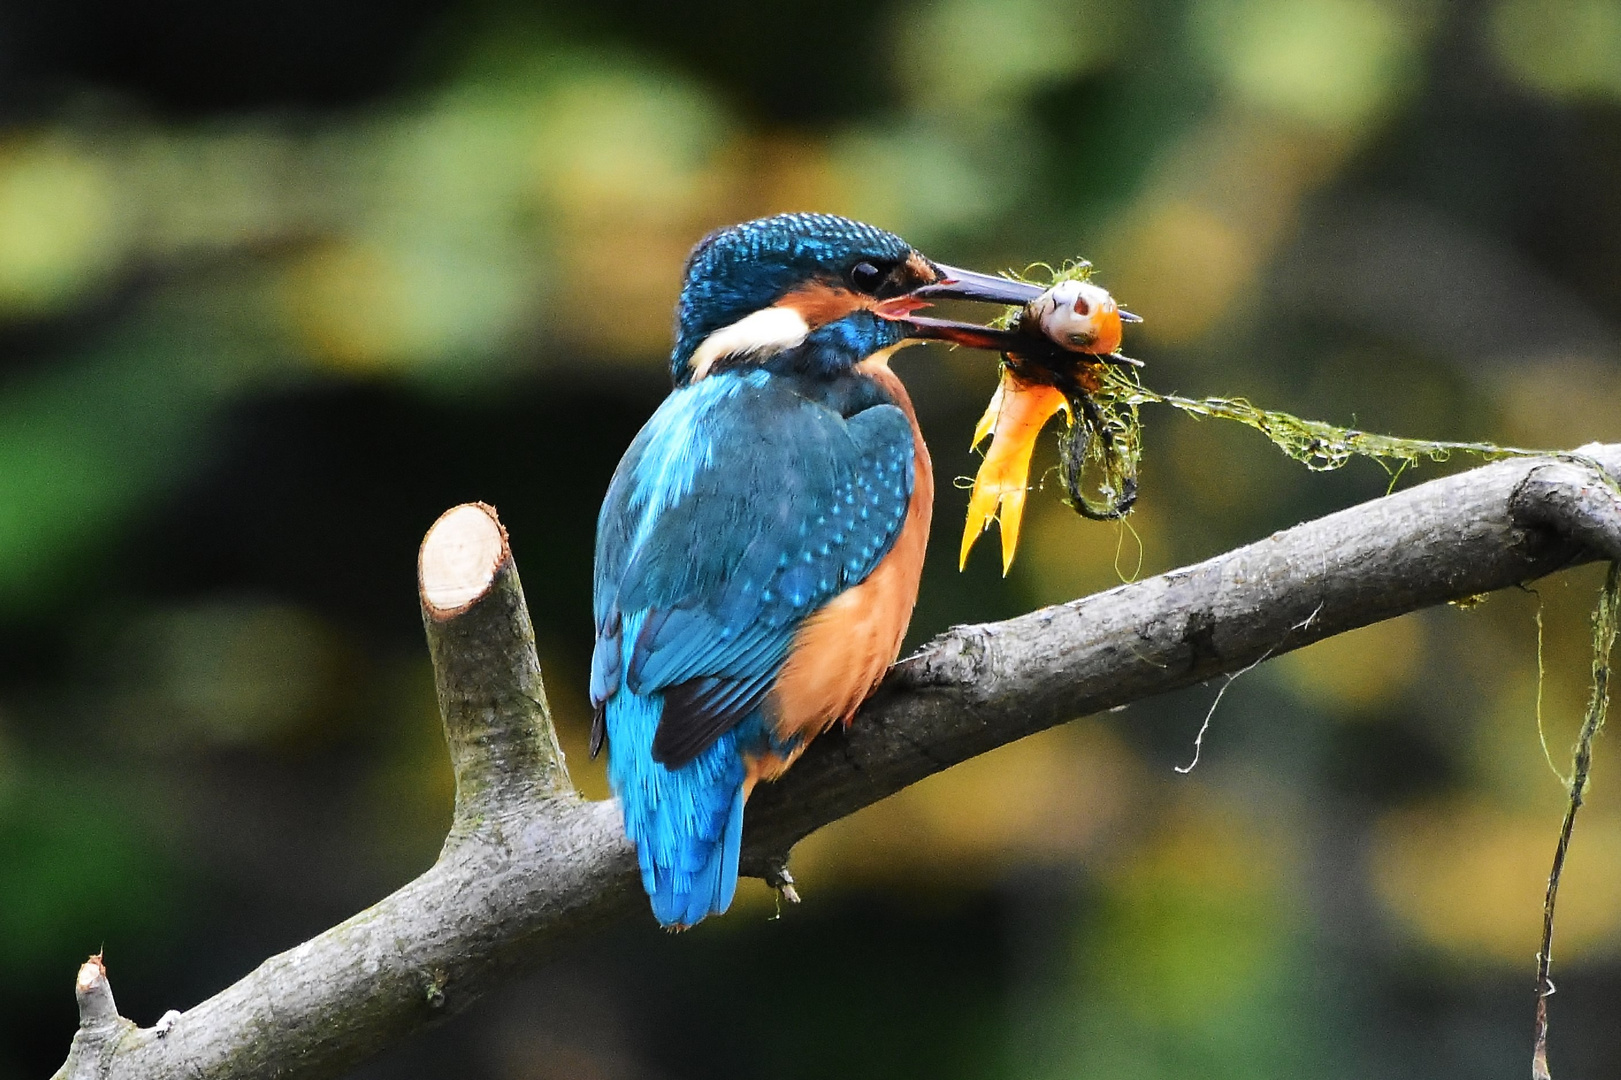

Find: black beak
<box><xmin>884</xmin><ymin>263</ymin><xmax>1044</xmax><ymax>352</ymax></box>
<box><xmin>910</xmin><ymin>264</ymin><xmax>1048</xmax><ymax>306</ymax></box>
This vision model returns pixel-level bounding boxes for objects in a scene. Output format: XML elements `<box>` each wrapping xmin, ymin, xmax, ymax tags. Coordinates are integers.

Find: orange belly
<box><xmin>746</xmin><ymin>355</ymin><xmax>933</xmax><ymax>794</ymax></box>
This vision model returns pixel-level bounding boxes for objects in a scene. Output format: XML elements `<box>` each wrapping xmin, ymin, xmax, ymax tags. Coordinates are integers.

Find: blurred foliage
<box><xmin>3</xmin><ymin>0</ymin><xmax>1621</xmax><ymax>1077</ymax></box>
<box><xmin>0</xmin><ymin>772</ymin><xmax>173</xmax><ymax>986</ymax></box>
<box><xmin>1490</xmin><ymin>0</ymin><xmax>1621</xmax><ymax>102</ymax></box>
<box><xmin>1031</xmin><ymin>796</ymin><xmax>1327</xmax><ymax>1080</ymax></box>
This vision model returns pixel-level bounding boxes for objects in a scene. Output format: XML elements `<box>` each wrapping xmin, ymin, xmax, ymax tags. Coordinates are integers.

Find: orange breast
<box><xmin>747</xmin><ymin>354</ymin><xmax>933</xmax><ymax>793</ymax></box>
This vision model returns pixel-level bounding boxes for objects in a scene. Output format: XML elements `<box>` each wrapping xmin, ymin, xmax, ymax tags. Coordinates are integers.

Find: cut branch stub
<box><xmin>52</xmin><ymin>955</ymin><xmax>140</xmax><ymax>1080</ymax></box>
<box><xmin>75</xmin><ymin>955</ymin><xmax>119</xmax><ymax>1030</ymax></box>
<box><xmin>419</xmin><ymin>502</ymin><xmax>572</xmax><ymax>828</ymax></box>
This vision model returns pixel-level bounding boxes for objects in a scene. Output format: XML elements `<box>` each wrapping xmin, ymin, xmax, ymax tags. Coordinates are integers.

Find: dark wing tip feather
<box><xmin>651</xmin><ymin>676</ymin><xmax>771</xmax><ymax>768</ymax></box>
<box><xmin>590</xmin><ymin>706</ymin><xmax>607</xmax><ymax>759</ymax></box>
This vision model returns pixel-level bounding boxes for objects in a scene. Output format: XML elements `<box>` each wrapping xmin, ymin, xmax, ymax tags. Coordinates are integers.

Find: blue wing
<box><xmin>591</xmin><ymin>368</ymin><xmax>915</xmax><ymax>926</ymax></box>
<box><xmin>592</xmin><ymin>368</ymin><xmax>916</xmax><ymax>764</ymax></box>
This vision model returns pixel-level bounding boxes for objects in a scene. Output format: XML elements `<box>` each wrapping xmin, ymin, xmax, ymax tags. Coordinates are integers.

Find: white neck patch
<box><xmin>687</xmin><ymin>305</ymin><xmax>810</xmax><ymax>382</ymax></box>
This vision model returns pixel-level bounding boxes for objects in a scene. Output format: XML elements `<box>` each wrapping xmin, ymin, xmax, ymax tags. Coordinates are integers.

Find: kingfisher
<box><xmin>591</xmin><ymin>212</ymin><xmax>1051</xmax><ymax>928</ymax></box>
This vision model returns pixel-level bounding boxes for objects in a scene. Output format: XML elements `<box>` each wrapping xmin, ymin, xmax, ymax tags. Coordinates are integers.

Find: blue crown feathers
<box><xmin>670</xmin><ymin>213</ymin><xmax>914</xmax><ymax>383</ymax></box>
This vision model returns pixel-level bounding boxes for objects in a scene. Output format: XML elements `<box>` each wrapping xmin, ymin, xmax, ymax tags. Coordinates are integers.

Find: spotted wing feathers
<box><xmin>591</xmin><ymin>372</ymin><xmax>915</xmax><ymax>765</ymax></box>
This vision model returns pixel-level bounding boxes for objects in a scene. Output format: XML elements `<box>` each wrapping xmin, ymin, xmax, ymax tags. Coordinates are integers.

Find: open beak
<box><xmin>888</xmin><ymin>264</ymin><xmax>1044</xmax><ymax>352</ymax></box>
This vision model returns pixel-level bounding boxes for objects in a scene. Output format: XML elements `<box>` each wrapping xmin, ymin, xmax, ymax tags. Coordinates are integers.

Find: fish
<box><xmin>961</xmin><ymin>277</ymin><xmax>1140</xmax><ymax>573</ymax></box>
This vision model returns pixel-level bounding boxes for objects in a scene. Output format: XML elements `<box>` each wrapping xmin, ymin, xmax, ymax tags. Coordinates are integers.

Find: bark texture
<box><xmin>53</xmin><ymin>445</ymin><xmax>1621</xmax><ymax>1080</ymax></box>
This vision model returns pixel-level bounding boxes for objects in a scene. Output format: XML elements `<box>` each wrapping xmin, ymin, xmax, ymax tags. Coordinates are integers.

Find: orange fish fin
<box><xmin>960</xmin><ymin>372</ymin><xmax>1068</xmax><ymax>574</ymax></box>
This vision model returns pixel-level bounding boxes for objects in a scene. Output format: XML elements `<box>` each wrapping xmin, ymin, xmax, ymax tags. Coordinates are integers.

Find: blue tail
<box><xmin>649</xmin><ymin>781</ymin><xmax>745</xmax><ymax>927</ymax></box>
<box><xmin>606</xmin><ymin>684</ymin><xmax>752</xmax><ymax>928</ymax></box>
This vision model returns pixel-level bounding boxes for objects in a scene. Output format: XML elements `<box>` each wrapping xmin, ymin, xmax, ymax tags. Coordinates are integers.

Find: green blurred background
<box><xmin>3</xmin><ymin>0</ymin><xmax>1621</xmax><ymax>1076</ymax></box>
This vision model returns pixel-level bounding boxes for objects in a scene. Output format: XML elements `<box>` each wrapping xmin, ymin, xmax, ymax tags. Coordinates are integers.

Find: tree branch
<box><xmin>1511</xmin><ymin>458</ymin><xmax>1621</xmax><ymax>565</ymax></box>
<box><xmin>53</xmin><ymin>445</ymin><xmax>1621</xmax><ymax>1080</ymax></box>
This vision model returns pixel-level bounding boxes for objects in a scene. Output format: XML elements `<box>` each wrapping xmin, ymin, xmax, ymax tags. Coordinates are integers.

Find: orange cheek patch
<box><xmin>779</xmin><ymin>283</ymin><xmax>868</xmax><ymax>328</ymax></box>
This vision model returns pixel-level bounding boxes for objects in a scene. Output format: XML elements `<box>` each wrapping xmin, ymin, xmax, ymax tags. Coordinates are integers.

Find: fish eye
<box><xmin>848</xmin><ymin>261</ymin><xmax>887</xmax><ymax>293</ymax></box>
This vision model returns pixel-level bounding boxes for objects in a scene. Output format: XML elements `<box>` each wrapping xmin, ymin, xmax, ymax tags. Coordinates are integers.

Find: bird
<box><xmin>590</xmin><ymin>212</ymin><xmax>1049</xmax><ymax>928</ymax></box>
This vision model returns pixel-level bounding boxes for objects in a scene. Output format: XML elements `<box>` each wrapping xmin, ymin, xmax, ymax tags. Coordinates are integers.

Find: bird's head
<box><xmin>670</xmin><ymin>212</ymin><xmax>1079</xmax><ymax>386</ymax></box>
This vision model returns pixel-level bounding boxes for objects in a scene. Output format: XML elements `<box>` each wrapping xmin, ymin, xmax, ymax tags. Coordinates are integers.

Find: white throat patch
<box><xmin>687</xmin><ymin>305</ymin><xmax>810</xmax><ymax>382</ymax></box>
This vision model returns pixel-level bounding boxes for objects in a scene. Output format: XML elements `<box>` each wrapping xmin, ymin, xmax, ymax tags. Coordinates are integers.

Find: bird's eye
<box><xmin>848</xmin><ymin>261</ymin><xmax>886</xmax><ymax>293</ymax></box>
